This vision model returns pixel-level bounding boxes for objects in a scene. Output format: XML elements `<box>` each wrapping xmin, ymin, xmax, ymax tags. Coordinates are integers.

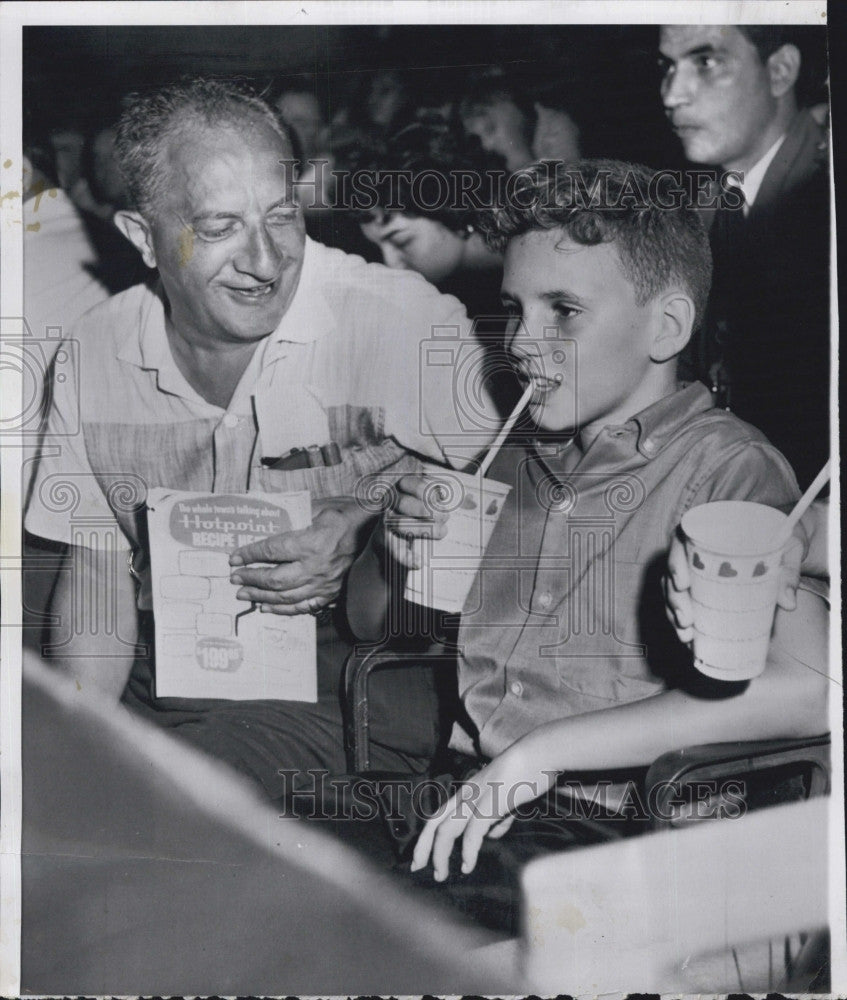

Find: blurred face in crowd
<box><xmin>501</xmin><ymin>229</ymin><xmax>673</xmax><ymax>440</ymax></box>
<box><xmin>367</xmin><ymin>71</ymin><xmax>407</xmax><ymax>128</ymax></box>
<box><xmin>91</xmin><ymin>126</ymin><xmax>128</xmax><ymax>206</ymax></box>
<box><xmin>50</xmin><ymin>128</ymin><xmax>85</xmax><ymax>190</ymax></box>
<box><xmin>119</xmin><ymin>115</ymin><xmax>306</xmax><ymax>347</ymax></box>
<box><xmin>659</xmin><ymin>25</ymin><xmax>786</xmax><ymax>173</ymax></box>
<box><xmin>275</xmin><ymin>90</ymin><xmax>324</xmax><ymax>159</ymax></box>
<box><xmin>360</xmin><ymin>210</ymin><xmax>466</xmax><ymax>284</ymax></box>
<box><xmin>461</xmin><ymin>98</ymin><xmax>533</xmax><ymax>172</ymax></box>
<box><xmin>531</xmin><ymin>104</ymin><xmax>582</xmax><ymax>162</ymax></box>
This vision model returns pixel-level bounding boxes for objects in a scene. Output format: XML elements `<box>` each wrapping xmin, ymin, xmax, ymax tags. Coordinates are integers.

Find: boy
<box><xmin>346</xmin><ymin>160</ymin><xmax>828</xmax><ymax>896</ymax></box>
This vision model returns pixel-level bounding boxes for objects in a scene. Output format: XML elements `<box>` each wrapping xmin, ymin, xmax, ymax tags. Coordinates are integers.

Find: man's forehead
<box><xmin>158</xmin><ymin>118</ymin><xmax>292</xmax><ymax>203</ymax></box>
<box><xmin>659</xmin><ymin>24</ymin><xmax>748</xmax><ymax>57</ymax></box>
<box><xmin>165</xmin><ymin>115</ymin><xmax>290</xmax><ymax>163</ymax></box>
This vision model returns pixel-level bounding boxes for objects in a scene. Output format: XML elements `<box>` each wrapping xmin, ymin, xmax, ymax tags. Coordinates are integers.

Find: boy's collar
<box><xmin>529</xmin><ymin>382</ymin><xmax>715</xmax><ymax>463</ymax></box>
<box><xmin>629</xmin><ymin>381</ymin><xmax>714</xmax><ymax>457</ymax></box>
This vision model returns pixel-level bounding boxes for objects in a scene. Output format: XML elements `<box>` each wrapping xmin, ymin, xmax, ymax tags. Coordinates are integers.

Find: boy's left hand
<box><xmin>410</xmin><ymin>743</ymin><xmax>558</xmax><ymax>882</ymax></box>
<box><xmin>381</xmin><ymin>472</ymin><xmax>450</xmax><ymax>569</ymax></box>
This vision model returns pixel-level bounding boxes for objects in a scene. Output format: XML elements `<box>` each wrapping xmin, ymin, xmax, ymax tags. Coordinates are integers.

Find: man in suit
<box><xmin>658</xmin><ymin>25</ymin><xmax>830</xmax><ymax>488</ymax></box>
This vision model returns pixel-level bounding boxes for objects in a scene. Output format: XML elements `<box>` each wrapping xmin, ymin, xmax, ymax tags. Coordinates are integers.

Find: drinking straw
<box><xmin>782</xmin><ymin>460</ymin><xmax>831</xmax><ymax>539</ymax></box>
<box><xmin>478</xmin><ymin>380</ymin><xmax>535</xmax><ymax>477</ymax></box>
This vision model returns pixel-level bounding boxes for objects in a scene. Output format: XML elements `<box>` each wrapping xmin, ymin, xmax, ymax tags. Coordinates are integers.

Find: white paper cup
<box><xmin>404</xmin><ymin>466</ymin><xmax>511</xmax><ymax>613</ymax></box>
<box><xmin>680</xmin><ymin>501</ymin><xmax>789</xmax><ymax>681</ymax></box>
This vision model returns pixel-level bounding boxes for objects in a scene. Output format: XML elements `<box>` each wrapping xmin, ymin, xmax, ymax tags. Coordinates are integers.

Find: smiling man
<box><xmin>25</xmin><ymin>78</ymin><xmax>497</xmax><ymax>798</ymax></box>
<box><xmin>658</xmin><ymin>25</ymin><xmax>830</xmax><ymax>488</ymax></box>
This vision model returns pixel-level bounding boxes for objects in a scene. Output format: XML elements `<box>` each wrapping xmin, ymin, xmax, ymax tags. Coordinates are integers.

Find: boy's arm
<box><xmin>413</xmin><ymin>586</ymin><xmax>829</xmax><ymax>881</ymax></box>
<box><xmin>44</xmin><ymin>542</ymin><xmax>141</xmax><ymax>702</ymax></box>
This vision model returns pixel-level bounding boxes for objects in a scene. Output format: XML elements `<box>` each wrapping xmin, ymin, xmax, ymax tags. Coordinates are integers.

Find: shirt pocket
<box><xmin>251</xmin><ymin>440</ymin><xmax>421</xmax><ymax>503</ymax></box>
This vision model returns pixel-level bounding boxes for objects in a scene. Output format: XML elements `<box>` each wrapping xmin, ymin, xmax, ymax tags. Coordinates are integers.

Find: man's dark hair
<box><xmin>480</xmin><ymin>158</ymin><xmax>713</xmax><ymax>330</ymax></box>
<box><xmin>459</xmin><ymin>66</ymin><xmax>536</xmax><ymax>134</ymax></box>
<box><xmin>114</xmin><ymin>77</ymin><xmax>292</xmax><ymax>215</ymax></box>
<box><xmin>346</xmin><ymin>115</ymin><xmax>502</xmax><ymax>231</ymax></box>
<box><xmin>737</xmin><ymin>26</ymin><xmax>828</xmax><ymax>107</ymax></box>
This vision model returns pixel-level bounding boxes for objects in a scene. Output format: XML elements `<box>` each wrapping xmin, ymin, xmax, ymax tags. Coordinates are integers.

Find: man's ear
<box><xmin>650</xmin><ymin>291</ymin><xmax>695</xmax><ymax>363</ymax></box>
<box><xmin>767</xmin><ymin>44</ymin><xmax>801</xmax><ymax>99</ymax></box>
<box><xmin>114</xmin><ymin>210</ymin><xmax>157</xmax><ymax>269</ymax></box>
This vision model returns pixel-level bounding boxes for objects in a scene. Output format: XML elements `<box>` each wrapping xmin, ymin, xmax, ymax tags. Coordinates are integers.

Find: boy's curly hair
<box><xmin>480</xmin><ymin>158</ymin><xmax>713</xmax><ymax>330</ymax></box>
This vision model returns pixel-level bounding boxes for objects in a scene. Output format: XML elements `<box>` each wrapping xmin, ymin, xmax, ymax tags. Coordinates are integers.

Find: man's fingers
<box><xmin>234</xmin><ymin>583</ymin><xmax>325</xmax><ymax>606</ymax></box>
<box><xmin>231</xmin><ymin>531</ymin><xmax>302</xmax><ymax>567</ymax></box>
<box><xmin>230</xmin><ymin>563</ymin><xmax>304</xmax><ymax>591</ymax></box>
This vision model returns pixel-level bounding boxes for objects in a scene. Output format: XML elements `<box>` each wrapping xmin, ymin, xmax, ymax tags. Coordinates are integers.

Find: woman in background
<box><xmin>353</xmin><ymin>117</ymin><xmax>504</xmax><ymax>317</ymax></box>
<box><xmin>351</xmin><ymin>116</ymin><xmax>518</xmax><ymax>414</ymax></box>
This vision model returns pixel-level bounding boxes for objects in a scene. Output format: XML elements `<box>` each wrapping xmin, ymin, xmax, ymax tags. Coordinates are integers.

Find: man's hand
<box><xmin>663</xmin><ymin>520</ymin><xmax>808</xmax><ymax>646</ymax></box>
<box><xmin>410</xmin><ymin>742</ymin><xmax>557</xmax><ymax>882</ymax></box>
<box><xmin>229</xmin><ymin>499</ymin><xmax>374</xmax><ymax>614</ymax></box>
<box><xmin>380</xmin><ymin>473</ymin><xmax>450</xmax><ymax>569</ymax></box>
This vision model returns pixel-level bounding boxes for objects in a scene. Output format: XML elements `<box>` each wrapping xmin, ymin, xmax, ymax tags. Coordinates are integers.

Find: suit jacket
<box><xmin>682</xmin><ymin>110</ymin><xmax>830</xmax><ymax>488</ymax></box>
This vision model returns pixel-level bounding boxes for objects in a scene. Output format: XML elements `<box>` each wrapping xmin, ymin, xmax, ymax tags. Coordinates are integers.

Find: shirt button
<box><xmin>222</xmin><ymin>413</ymin><xmax>239</xmax><ymax>429</ymax></box>
<box><xmin>537</xmin><ymin>591</ymin><xmax>553</xmax><ymax>609</ymax></box>
<box><xmin>510</xmin><ymin>681</ymin><xmax>524</xmax><ymax>697</ymax></box>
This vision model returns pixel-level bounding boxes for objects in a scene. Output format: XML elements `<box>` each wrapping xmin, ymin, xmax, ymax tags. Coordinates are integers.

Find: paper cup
<box><xmin>404</xmin><ymin>466</ymin><xmax>511</xmax><ymax>614</ymax></box>
<box><xmin>680</xmin><ymin>501</ymin><xmax>789</xmax><ymax>681</ymax></box>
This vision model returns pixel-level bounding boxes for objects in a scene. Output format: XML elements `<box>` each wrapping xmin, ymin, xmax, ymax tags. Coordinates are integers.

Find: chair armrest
<box><xmin>646</xmin><ymin>734</ymin><xmax>830</xmax><ymax>828</ymax></box>
<box><xmin>342</xmin><ymin>643</ymin><xmax>457</xmax><ymax>772</ymax></box>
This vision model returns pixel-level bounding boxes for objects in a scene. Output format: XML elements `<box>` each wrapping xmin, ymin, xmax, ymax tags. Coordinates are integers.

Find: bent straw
<box><xmin>478</xmin><ymin>380</ymin><xmax>535</xmax><ymax>477</ymax></box>
<box><xmin>782</xmin><ymin>460</ymin><xmax>831</xmax><ymax>540</ymax></box>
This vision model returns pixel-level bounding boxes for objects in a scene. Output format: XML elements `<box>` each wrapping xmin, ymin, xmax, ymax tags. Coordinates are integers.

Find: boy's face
<box><xmin>501</xmin><ymin>229</ymin><xmax>661</xmax><ymax>439</ymax></box>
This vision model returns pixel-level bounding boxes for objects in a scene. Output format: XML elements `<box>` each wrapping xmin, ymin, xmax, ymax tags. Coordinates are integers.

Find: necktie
<box><xmin>711</xmin><ymin>183</ymin><xmax>747</xmax><ymax>263</ymax></box>
<box><xmin>704</xmin><ymin>184</ymin><xmax>746</xmax><ymax>410</ymax></box>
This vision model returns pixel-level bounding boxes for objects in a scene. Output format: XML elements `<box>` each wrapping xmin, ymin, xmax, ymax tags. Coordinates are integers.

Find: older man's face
<box><xmin>148</xmin><ymin>117</ymin><xmax>305</xmax><ymax>346</ymax></box>
<box><xmin>659</xmin><ymin>25</ymin><xmax>778</xmax><ymax>173</ymax></box>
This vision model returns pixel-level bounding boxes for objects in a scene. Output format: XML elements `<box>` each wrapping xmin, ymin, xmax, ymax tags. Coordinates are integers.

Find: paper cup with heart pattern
<box><xmin>404</xmin><ymin>466</ymin><xmax>512</xmax><ymax>614</ymax></box>
<box><xmin>680</xmin><ymin>501</ymin><xmax>790</xmax><ymax>681</ymax></box>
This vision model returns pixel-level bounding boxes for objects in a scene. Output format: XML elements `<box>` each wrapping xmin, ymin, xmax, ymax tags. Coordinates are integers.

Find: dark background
<box><xmin>23</xmin><ymin>24</ymin><xmax>693</xmax><ymax>166</ymax></box>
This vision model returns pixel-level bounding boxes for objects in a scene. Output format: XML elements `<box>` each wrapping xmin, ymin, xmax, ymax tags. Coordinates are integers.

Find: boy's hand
<box><xmin>410</xmin><ymin>744</ymin><xmax>557</xmax><ymax>881</ymax></box>
<box><xmin>663</xmin><ymin>522</ymin><xmax>808</xmax><ymax>645</ymax></box>
<box><xmin>381</xmin><ymin>473</ymin><xmax>450</xmax><ymax>569</ymax></box>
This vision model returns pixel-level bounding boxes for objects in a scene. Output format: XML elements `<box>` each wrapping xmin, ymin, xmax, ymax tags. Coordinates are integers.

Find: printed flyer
<box><xmin>146</xmin><ymin>488</ymin><xmax>316</xmax><ymax>701</ymax></box>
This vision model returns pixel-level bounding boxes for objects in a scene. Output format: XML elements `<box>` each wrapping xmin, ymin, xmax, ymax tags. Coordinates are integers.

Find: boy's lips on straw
<box><xmin>517</xmin><ymin>364</ymin><xmax>563</xmax><ymax>400</ymax></box>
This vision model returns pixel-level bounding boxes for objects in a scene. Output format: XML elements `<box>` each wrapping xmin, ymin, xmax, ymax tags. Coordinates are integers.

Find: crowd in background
<box><xmin>22</xmin><ymin>23</ymin><xmax>831</xmax><ymax>484</ymax></box>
